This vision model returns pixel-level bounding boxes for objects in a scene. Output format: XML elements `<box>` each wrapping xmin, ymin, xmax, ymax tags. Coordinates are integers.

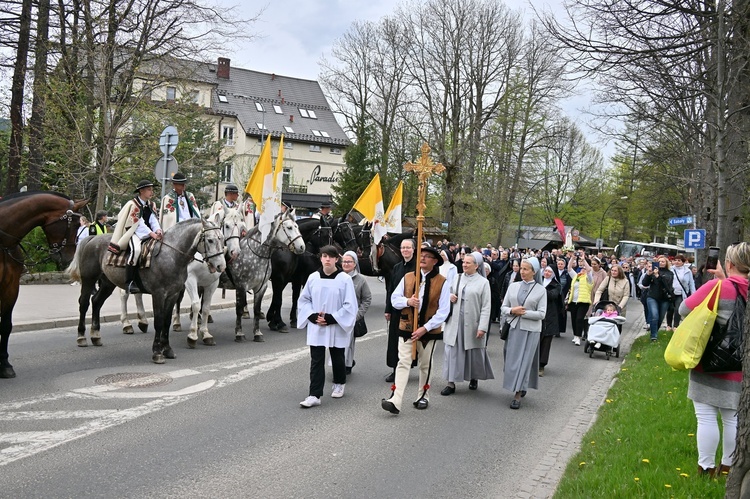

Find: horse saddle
<box><xmin>106</xmin><ymin>238</ymin><xmax>158</xmax><ymax>268</ymax></box>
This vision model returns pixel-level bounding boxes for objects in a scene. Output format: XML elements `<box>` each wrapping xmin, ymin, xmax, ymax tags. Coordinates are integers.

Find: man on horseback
<box><xmin>161</xmin><ymin>172</ymin><xmax>201</xmax><ymax>230</ymax></box>
<box><xmin>312</xmin><ymin>201</ymin><xmax>334</xmax><ymax>225</ymax></box>
<box><xmin>109</xmin><ymin>180</ymin><xmax>164</xmax><ymax>294</ymax></box>
<box><xmin>209</xmin><ymin>183</ymin><xmax>241</xmax><ymax>217</ymax></box>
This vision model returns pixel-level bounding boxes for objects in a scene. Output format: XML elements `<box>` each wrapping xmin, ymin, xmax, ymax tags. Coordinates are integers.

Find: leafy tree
<box><xmin>331</xmin><ymin>121</ymin><xmax>379</xmax><ymax>214</ymax></box>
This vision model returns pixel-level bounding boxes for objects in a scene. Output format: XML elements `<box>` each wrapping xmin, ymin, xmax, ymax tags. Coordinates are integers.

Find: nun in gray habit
<box><xmin>441</xmin><ymin>252</ymin><xmax>494</xmax><ymax>395</ymax></box>
<box><xmin>500</xmin><ymin>258</ymin><xmax>547</xmax><ymax>409</ymax></box>
<box><xmin>342</xmin><ymin>251</ymin><xmax>372</xmax><ymax>373</ymax></box>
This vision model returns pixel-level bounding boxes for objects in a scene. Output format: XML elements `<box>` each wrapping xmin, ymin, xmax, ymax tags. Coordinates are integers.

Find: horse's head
<box><xmin>357</xmin><ymin>222</ymin><xmax>379</xmax><ymax>273</ymax></box>
<box><xmin>333</xmin><ymin>216</ymin><xmax>357</xmax><ymax>252</ymax></box>
<box><xmin>273</xmin><ymin>210</ymin><xmax>305</xmax><ymax>255</ymax></box>
<box><xmin>43</xmin><ymin>198</ymin><xmax>89</xmax><ymax>267</ymax></box>
<box><xmin>213</xmin><ymin>208</ymin><xmax>246</xmax><ymax>263</ymax></box>
<box><xmin>198</xmin><ymin>218</ymin><xmax>226</xmax><ymax>274</ymax></box>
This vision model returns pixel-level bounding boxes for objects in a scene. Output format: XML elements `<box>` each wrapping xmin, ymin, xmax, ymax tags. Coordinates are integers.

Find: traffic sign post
<box><xmin>684</xmin><ymin>229</ymin><xmax>706</xmax><ymax>249</ymax></box>
<box><xmin>157</xmin><ymin>126</ymin><xmax>179</xmax><ymax>225</ymax></box>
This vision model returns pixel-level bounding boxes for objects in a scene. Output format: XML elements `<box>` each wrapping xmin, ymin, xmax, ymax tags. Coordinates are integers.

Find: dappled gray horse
<box><xmin>67</xmin><ymin>218</ymin><xmax>225</xmax><ymax>364</ymax></box>
<box><xmin>230</xmin><ymin>210</ymin><xmax>305</xmax><ymax>342</ymax></box>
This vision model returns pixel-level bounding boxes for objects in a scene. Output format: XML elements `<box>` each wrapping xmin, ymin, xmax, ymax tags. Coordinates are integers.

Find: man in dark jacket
<box><xmin>383</xmin><ymin>238</ymin><xmax>417</xmax><ymax>382</ymax></box>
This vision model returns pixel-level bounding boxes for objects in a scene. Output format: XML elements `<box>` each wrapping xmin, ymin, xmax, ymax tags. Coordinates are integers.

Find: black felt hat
<box><xmin>171</xmin><ymin>172</ymin><xmax>187</xmax><ymax>183</ymax></box>
<box><xmin>134</xmin><ymin>180</ymin><xmax>155</xmax><ymax>192</ymax></box>
<box><xmin>421</xmin><ymin>246</ymin><xmax>443</xmax><ymax>266</ymax></box>
<box><xmin>224</xmin><ymin>183</ymin><xmax>239</xmax><ymax>193</ymax></box>
<box><xmin>320</xmin><ymin>201</ymin><xmax>332</xmax><ymax>209</ymax></box>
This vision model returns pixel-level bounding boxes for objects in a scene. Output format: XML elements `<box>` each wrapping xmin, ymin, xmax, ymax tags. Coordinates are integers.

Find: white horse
<box><xmin>120</xmin><ymin>209</ymin><xmax>246</xmax><ymax>347</ymax></box>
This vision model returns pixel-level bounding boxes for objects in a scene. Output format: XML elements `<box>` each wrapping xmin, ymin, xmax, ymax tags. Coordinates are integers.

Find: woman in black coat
<box><xmin>539</xmin><ymin>266</ymin><xmax>560</xmax><ymax>377</ymax></box>
<box><xmin>642</xmin><ymin>256</ymin><xmax>674</xmax><ymax>342</ymax></box>
<box><xmin>554</xmin><ymin>258</ymin><xmax>570</xmax><ymax>336</ymax></box>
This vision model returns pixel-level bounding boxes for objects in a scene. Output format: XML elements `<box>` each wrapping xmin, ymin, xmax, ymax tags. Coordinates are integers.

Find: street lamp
<box><xmin>515</xmin><ymin>172</ymin><xmax>569</xmax><ymax>247</ymax></box>
<box><xmin>598</xmin><ymin>196</ymin><xmax>629</xmax><ymax>249</ymax></box>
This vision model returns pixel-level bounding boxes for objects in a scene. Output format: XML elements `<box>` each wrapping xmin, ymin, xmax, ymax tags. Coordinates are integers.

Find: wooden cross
<box><xmin>403</xmin><ymin>142</ymin><xmax>444</xmax><ymax>358</ymax></box>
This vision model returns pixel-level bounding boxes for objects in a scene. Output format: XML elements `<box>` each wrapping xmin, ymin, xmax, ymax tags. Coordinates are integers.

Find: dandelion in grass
<box><xmin>634</xmin><ymin>477</ymin><xmax>640</xmax><ymax>482</ymax></box>
<box><xmin>676</xmin><ymin>468</ymin><xmax>681</xmax><ymax>471</ymax></box>
<box><xmin>665</xmin><ymin>484</ymin><xmax>672</xmax><ymax>488</ymax></box>
<box><xmin>667</xmin><ymin>391</ymin><xmax>672</xmax><ymax>394</ymax></box>
<box><xmin>642</xmin><ymin>459</ymin><xmax>650</xmax><ymax>464</ymax></box>
<box><xmin>579</xmin><ymin>462</ymin><xmax>586</xmax><ymax>467</ymax></box>
<box><xmin>621</xmin><ymin>368</ymin><xmax>628</xmax><ymax>371</ymax></box>
<box><xmin>688</xmin><ymin>433</ymin><xmax>694</xmax><ymax>437</ymax></box>
<box><xmin>680</xmin><ymin>473</ymin><xmax>689</xmax><ymax>478</ymax></box>
<box><xmin>606</xmin><ymin>399</ymin><xmax>613</xmax><ymax>403</ymax></box>
<box><xmin>591</xmin><ymin>441</ymin><xmax>595</xmax><ymax>445</ymax></box>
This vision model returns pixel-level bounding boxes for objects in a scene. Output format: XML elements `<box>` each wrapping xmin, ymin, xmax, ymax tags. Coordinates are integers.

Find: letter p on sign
<box><xmin>684</xmin><ymin>229</ymin><xmax>705</xmax><ymax>249</ymax></box>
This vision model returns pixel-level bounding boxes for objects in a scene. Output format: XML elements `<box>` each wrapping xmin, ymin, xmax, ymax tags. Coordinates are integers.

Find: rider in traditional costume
<box><xmin>209</xmin><ymin>183</ymin><xmax>241</xmax><ymax>219</ymax></box>
<box><xmin>160</xmin><ymin>172</ymin><xmax>201</xmax><ymax>230</ymax></box>
<box><xmin>109</xmin><ymin>180</ymin><xmax>163</xmax><ymax>294</ymax></box>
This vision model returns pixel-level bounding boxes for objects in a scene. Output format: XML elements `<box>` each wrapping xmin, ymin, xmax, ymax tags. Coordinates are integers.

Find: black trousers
<box><xmin>568</xmin><ymin>302</ymin><xmax>589</xmax><ymax>338</ymax></box>
<box><xmin>539</xmin><ymin>334</ymin><xmax>553</xmax><ymax>367</ymax></box>
<box><xmin>309</xmin><ymin>346</ymin><xmax>346</xmax><ymax>398</ymax></box>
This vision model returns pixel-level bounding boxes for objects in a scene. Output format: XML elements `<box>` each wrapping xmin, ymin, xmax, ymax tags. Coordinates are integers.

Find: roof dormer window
<box><xmin>308</xmin><ymin>110</ymin><xmax>317</xmax><ymax>119</ymax></box>
<box><xmin>273</xmin><ymin>105</ymin><xmax>283</xmax><ymax>114</ymax></box>
<box><xmin>311</xmin><ymin>129</ymin><xmax>322</xmax><ymax>137</ymax></box>
<box><xmin>299</xmin><ymin>108</ymin><xmax>309</xmax><ymax>118</ymax></box>
<box><xmin>255</xmin><ymin>102</ymin><xmax>264</xmax><ymax>112</ymax></box>
<box><xmin>218</xmin><ymin>94</ymin><xmax>228</xmax><ymax>103</ymax></box>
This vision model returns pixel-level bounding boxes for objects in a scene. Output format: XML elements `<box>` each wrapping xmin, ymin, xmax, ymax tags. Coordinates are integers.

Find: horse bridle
<box><xmin>195</xmin><ymin>226</ymin><xmax>225</xmax><ymax>263</ymax></box>
<box><xmin>247</xmin><ymin>216</ymin><xmax>304</xmax><ymax>258</ymax></box>
<box><xmin>43</xmin><ymin>209</ymin><xmax>82</xmax><ymax>256</ymax></box>
<box><xmin>333</xmin><ymin>221</ymin><xmax>356</xmax><ymax>249</ymax></box>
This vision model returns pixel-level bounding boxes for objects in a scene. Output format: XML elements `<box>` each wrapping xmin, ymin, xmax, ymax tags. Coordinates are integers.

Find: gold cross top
<box><xmin>404</xmin><ymin>142</ymin><xmax>444</xmax><ymax>217</ymax></box>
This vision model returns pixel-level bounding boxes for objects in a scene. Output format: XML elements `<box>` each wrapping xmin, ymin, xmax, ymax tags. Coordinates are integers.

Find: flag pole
<box><xmin>404</xmin><ymin>143</ymin><xmax>445</xmax><ymax>359</ymax></box>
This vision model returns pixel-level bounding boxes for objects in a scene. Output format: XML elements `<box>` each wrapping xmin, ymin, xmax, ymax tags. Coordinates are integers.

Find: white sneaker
<box><xmin>300</xmin><ymin>396</ymin><xmax>321</xmax><ymax>408</ymax></box>
<box><xmin>573</xmin><ymin>337</ymin><xmax>581</xmax><ymax>346</ymax></box>
<box><xmin>331</xmin><ymin>383</ymin><xmax>345</xmax><ymax>399</ymax></box>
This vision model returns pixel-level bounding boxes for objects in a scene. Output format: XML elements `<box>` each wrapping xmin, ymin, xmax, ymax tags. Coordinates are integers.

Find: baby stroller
<box><xmin>583</xmin><ymin>300</ymin><xmax>625</xmax><ymax>359</ymax></box>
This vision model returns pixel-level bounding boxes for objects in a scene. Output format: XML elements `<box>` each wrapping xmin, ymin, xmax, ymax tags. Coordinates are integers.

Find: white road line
<box><xmin>0</xmin><ymin>410</ymin><xmax>119</xmax><ymax>421</ymax></box>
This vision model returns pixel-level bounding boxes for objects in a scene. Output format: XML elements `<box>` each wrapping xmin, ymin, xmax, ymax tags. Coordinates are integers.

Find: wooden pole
<box><xmin>404</xmin><ymin>143</ymin><xmax>445</xmax><ymax>359</ymax></box>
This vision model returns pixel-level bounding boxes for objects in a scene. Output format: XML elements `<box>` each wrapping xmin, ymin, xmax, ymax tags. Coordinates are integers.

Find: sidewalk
<box><xmin>14</xmin><ymin>283</ymin><xmax>245</xmax><ymax>332</ymax></box>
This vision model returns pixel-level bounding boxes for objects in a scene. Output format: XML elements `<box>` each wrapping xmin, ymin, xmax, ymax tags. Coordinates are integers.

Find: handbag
<box><xmin>353</xmin><ymin>317</ymin><xmax>368</xmax><ymax>338</ymax></box>
<box><xmin>600</xmin><ymin>277</ymin><xmax>611</xmax><ymax>303</ymax></box>
<box><xmin>701</xmin><ymin>281</ymin><xmax>745</xmax><ymax>373</ymax></box>
<box><xmin>500</xmin><ymin>282</ymin><xmax>536</xmax><ymax>341</ymax></box>
<box><xmin>664</xmin><ymin>281</ymin><xmax>722</xmax><ymax>370</ymax></box>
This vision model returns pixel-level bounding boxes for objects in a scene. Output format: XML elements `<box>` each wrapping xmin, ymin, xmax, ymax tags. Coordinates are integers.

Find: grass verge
<box><xmin>554</xmin><ymin>331</ymin><xmax>728</xmax><ymax>498</ymax></box>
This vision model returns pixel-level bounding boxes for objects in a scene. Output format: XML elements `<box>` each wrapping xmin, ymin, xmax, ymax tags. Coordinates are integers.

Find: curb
<box><xmin>515</xmin><ymin>306</ymin><xmax>648</xmax><ymax>498</ymax></box>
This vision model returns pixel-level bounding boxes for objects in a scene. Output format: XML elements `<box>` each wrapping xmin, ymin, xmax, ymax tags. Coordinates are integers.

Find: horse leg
<box><xmin>266</xmin><ymin>279</ymin><xmax>282</xmax><ymax>331</ymax></box>
<box><xmin>290</xmin><ymin>280</ymin><xmax>302</xmax><ymax>329</ymax></box>
<box><xmin>135</xmin><ymin>293</ymin><xmax>148</xmax><ymax>333</ymax></box>
<box><xmin>89</xmin><ymin>281</ymin><xmax>115</xmax><ymax>346</ymax></box>
<box><xmin>162</xmin><ymin>296</ymin><xmax>177</xmax><ymax>360</ymax></box>
<box><xmin>151</xmin><ymin>294</ymin><xmax>169</xmax><ymax>364</ymax></box>
<box><xmin>200</xmin><ymin>281</ymin><xmax>218</xmax><ymax>346</ymax></box>
<box><xmin>253</xmin><ymin>283</ymin><xmax>267</xmax><ymax>342</ymax></box>
<box><xmin>235</xmin><ymin>286</ymin><xmax>247</xmax><ymax>342</ymax></box>
<box><xmin>120</xmin><ymin>289</ymin><xmax>134</xmax><ymax>334</ymax></box>
<box><xmin>76</xmin><ymin>277</ymin><xmax>95</xmax><ymax>347</ymax></box>
<box><xmin>172</xmin><ymin>287</ymin><xmax>184</xmax><ymax>332</ymax></box>
<box><xmin>185</xmin><ymin>279</ymin><xmax>200</xmax><ymax>349</ymax></box>
<box><xmin>0</xmin><ymin>282</ymin><xmax>20</xmax><ymax>378</ymax></box>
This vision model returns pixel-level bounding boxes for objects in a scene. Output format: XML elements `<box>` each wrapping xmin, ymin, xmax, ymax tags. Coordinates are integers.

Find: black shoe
<box><xmin>510</xmin><ymin>399</ymin><xmax>521</xmax><ymax>409</ymax></box>
<box><xmin>414</xmin><ymin>399</ymin><xmax>429</xmax><ymax>410</ymax></box>
<box><xmin>469</xmin><ymin>379</ymin><xmax>478</xmax><ymax>390</ymax></box>
<box><xmin>520</xmin><ymin>390</ymin><xmax>527</xmax><ymax>398</ymax></box>
<box><xmin>440</xmin><ymin>385</ymin><xmax>455</xmax><ymax>396</ymax></box>
<box><xmin>384</xmin><ymin>372</ymin><xmax>395</xmax><ymax>383</ymax></box>
<box><xmin>381</xmin><ymin>399</ymin><xmax>399</xmax><ymax>414</ymax></box>
<box><xmin>345</xmin><ymin>367</ymin><xmax>352</xmax><ymax>375</ymax></box>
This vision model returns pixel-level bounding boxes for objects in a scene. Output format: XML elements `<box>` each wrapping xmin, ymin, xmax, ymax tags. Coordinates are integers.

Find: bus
<box><xmin>614</xmin><ymin>240</ymin><xmax>693</xmax><ymax>259</ymax></box>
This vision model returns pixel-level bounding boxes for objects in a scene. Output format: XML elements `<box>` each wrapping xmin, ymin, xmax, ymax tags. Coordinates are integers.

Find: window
<box><xmin>308</xmin><ymin>110</ymin><xmax>317</xmax><ymax>119</ymax></box>
<box><xmin>255</xmin><ymin>102</ymin><xmax>264</xmax><ymax>112</ymax></box>
<box><xmin>188</xmin><ymin>90</ymin><xmax>200</xmax><ymax>104</ymax></box>
<box><xmin>166</xmin><ymin>86</ymin><xmax>176</xmax><ymax>101</ymax></box>
<box><xmin>284</xmin><ymin>140</ymin><xmax>293</xmax><ymax>150</ymax></box>
<box><xmin>299</xmin><ymin>108</ymin><xmax>309</xmax><ymax>118</ymax></box>
<box><xmin>217</xmin><ymin>94</ymin><xmax>228</xmax><ymax>103</ymax></box>
<box><xmin>221</xmin><ymin>163</ymin><xmax>233</xmax><ymax>182</ymax></box>
<box><xmin>311</xmin><ymin>129</ymin><xmax>322</xmax><ymax>137</ymax></box>
<box><xmin>273</xmin><ymin>105</ymin><xmax>283</xmax><ymax>114</ymax></box>
<box><xmin>330</xmin><ymin>147</ymin><xmax>341</xmax><ymax>155</ymax></box>
<box><xmin>320</xmin><ymin>131</ymin><xmax>330</xmax><ymax>138</ymax></box>
<box><xmin>298</xmin><ymin>108</ymin><xmax>318</xmax><ymax>119</ymax></box>
<box><xmin>256</xmin><ymin>122</ymin><xmax>267</xmax><ymax>130</ymax></box>
<box><xmin>283</xmin><ymin>125</ymin><xmax>295</xmax><ymax>134</ymax></box>
<box><xmin>222</xmin><ymin>126</ymin><xmax>235</xmax><ymax>146</ymax></box>
<box><xmin>309</xmin><ymin>145</ymin><xmax>321</xmax><ymax>153</ymax></box>
<box><xmin>282</xmin><ymin>167</ymin><xmax>291</xmax><ymax>190</ymax></box>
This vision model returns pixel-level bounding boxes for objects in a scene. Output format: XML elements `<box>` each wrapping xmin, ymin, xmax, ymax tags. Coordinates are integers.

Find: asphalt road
<box><xmin>0</xmin><ymin>277</ymin><xmax>641</xmax><ymax>498</ymax></box>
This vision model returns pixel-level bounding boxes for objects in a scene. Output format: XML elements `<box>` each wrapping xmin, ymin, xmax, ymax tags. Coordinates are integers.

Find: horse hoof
<box><xmin>91</xmin><ymin>337</ymin><xmax>103</xmax><ymax>347</ymax></box>
<box><xmin>277</xmin><ymin>325</ymin><xmax>289</xmax><ymax>333</ymax></box>
<box><xmin>268</xmin><ymin>322</ymin><xmax>279</xmax><ymax>331</ymax></box>
<box><xmin>290</xmin><ymin>321</ymin><xmax>297</xmax><ymax>329</ymax></box>
<box><xmin>207</xmin><ymin>315</ymin><xmax>214</xmax><ymax>324</ymax></box>
<box><xmin>123</xmin><ymin>325</ymin><xmax>134</xmax><ymax>334</ymax></box>
<box><xmin>253</xmin><ymin>334</ymin><xmax>265</xmax><ymax>343</ymax></box>
<box><xmin>0</xmin><ymin>366</ymin><xmax>16</xmax><ymax>378</ymax></box>
<box><xmin>203</xmin><ymin>337</ymin><xmax>216</xmax><ymax>346</ymax></box>
<box><xmin>138</xmin><ymin>323</ymin><xmax>148</xmax><ymax>333</ymax></box>
<box><xmin>241</xmin><ymin>312</ymin><xmax>250</xmax><ymax>319</ymax></box>
<box><xmin>187</xmin><ymin>337</ymin><xmax>197</xmax><ymax>349</ymax></box>
<box><xmin>152</xmin><ymin>354</ymin><xmax>165</xmax><ymax>364</ymax></box>
<box><xmin>173</xmin><ymin>324</ymin><xmax>182</xmax><ymax>332</ymax></box>
<box><xmin>77</xmin><ymin>337</ymin><xmax>88</xmax><ymax>347</ymax></box>
<box><xmin>164</xmin><ymin>348</ymin><xmax>176</xmax><ymax>359</ymax></box>
<box><xmin>235</xmin><ymin>335</ymin><xmax>246</xmax><ymax>342</ymax></box>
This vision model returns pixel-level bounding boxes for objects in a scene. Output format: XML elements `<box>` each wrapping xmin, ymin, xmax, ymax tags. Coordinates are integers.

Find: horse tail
<box><xmin>66</xmin><ymin>237</ymin><xmax>89</xmax><ymax>282</ymax></box>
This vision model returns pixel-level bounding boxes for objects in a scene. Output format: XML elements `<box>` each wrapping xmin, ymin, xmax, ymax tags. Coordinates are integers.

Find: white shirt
<box><xmin>175</xmin><ymin>194</ymin><xmax>193</xmax><ymax>221</ymax></box>
<box><xmin>135</xmin><ymin>197</ymin><xmax>161</xmax><ymax>240</ymax></box>
<box><xmin>391</xmin><ymin>269</ymin><xmax>451</xmax><ymax>331</ymax></box>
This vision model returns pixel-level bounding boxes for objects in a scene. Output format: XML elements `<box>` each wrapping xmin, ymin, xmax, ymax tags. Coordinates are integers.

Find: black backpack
<box><xmin>701</xmin><ymin>280</ymin><xmax>746</xmax><ymax>373</ymax></box>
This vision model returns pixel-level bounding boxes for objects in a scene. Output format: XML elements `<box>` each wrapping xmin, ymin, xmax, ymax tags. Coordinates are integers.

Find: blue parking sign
<box><xmin>684</xmin><ymin>229</ymin><xmax>705</xmax><ymax>249</ymax></box>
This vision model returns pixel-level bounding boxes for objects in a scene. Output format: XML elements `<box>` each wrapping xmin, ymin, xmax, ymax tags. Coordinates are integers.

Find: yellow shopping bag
<box><xmin>664</xmin><ymin>281</ymin><xmax>722</xmax><ymax>370</ymax></box>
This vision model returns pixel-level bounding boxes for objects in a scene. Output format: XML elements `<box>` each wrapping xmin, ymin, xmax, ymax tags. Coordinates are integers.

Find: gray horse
<box><xmin>230</xmin><ymin>210</ymin><xmax>305</xmax><ymax>342</ymax></box>
<box><xmin>67</xmin><ymin>218</ymin><xmax>225</xmax><ymax>364</ymax></box>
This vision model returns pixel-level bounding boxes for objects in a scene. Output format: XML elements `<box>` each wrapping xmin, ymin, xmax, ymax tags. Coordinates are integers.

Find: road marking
<box><xmin>0</xmin><ymin>330</ymin><xmax>386</xmax><ymax>466</ymax></box>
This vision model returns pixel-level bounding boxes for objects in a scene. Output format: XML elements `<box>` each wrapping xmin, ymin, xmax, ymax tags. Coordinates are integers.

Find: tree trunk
<box><xmin>28</xmin><ymin>0</ymin><xmax>51</xmax><ymax>191</ymax></box>
<box><xmin>6</xmin><ymin>0</ymin><xmax>33</xmax><ymax>195</ymax></box>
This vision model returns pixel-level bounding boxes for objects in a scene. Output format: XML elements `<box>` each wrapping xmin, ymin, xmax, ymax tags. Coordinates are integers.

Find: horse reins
<box><xmin>0</xmin><ymin>206</ymin><xmax>82</xmax><ymax>267</ymax></box>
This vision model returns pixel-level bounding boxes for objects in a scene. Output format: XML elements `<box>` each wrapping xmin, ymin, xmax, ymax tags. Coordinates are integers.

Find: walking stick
<box><xmin>404</xmin><ymin>143</ymin><xmax>445</xmax><ymax>359</ymax></box>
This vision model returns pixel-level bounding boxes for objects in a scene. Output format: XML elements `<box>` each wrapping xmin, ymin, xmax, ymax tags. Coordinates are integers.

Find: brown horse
<box><xmin>0</xmin><ymin>191</ymin><xmax>88</xmax><ymax>378</ymax></box>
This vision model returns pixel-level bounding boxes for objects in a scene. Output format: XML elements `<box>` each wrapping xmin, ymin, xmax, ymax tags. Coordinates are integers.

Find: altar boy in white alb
<box><xmin>297</xmin><ymin>245</ymin><xmax>358</xmax><ymax>408</ymax></box>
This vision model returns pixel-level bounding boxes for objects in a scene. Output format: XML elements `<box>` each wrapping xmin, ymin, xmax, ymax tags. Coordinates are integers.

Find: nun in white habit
<box><xmin>441</xmin><ymin>251</ymin><xmax>494</xmax><ymax>395</ymax></box>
